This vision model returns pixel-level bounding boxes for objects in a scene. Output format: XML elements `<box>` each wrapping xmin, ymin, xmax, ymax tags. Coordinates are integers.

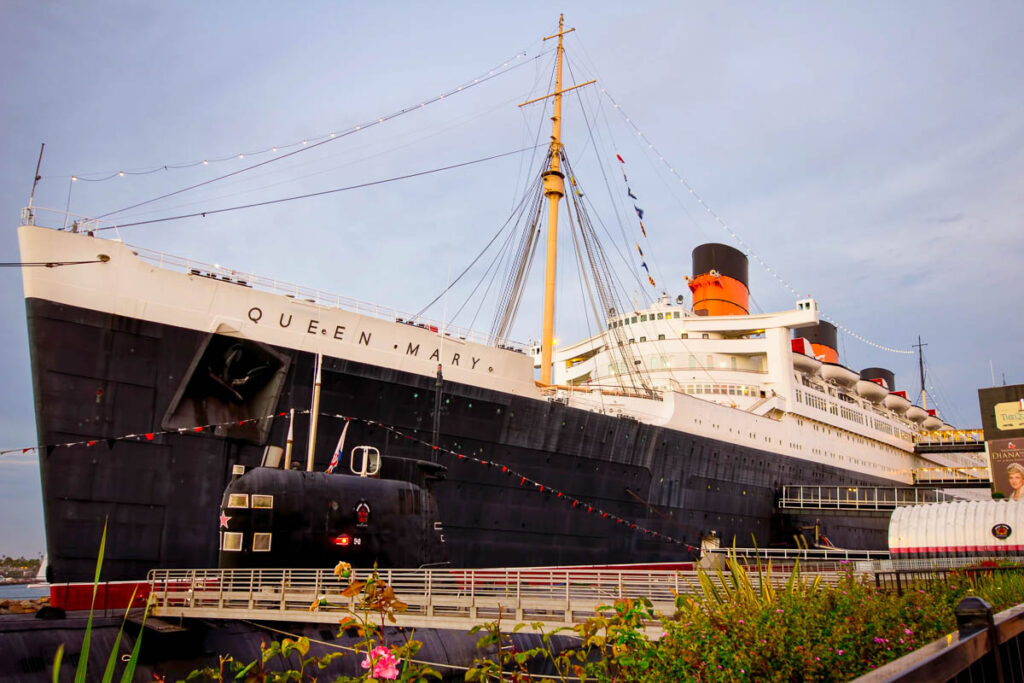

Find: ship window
<box><xmin>657</xmin><ymin>313</ymin><xmax>664</xmax><ymax>320</ymax></box>
<box><xmin>681</xmin><ymin>333</ymin><xmax>688</xmax><ymax>339</ymax></box>
<box><xmin>640</xmin><ymin>336</ymin><xmax>647</xmax><ymax>342</ymax></box>
<box><xmin>252</xmin><ymin>533</ymin><xmax>272</xmax><ymax>552</ymax></box>
<box><xmin>658</xmin><ymin>334</ymin><xmax>665</xmax><ymax>341</ymax></box>
<box><xmin>252</xmin><ymin>494</ymin><xmax>274</xmax><ymax>509</ymax></box>
<box><xmin>227</xmin><ymin>494</ymin><xmax>249</xmax><ymax>509</ymax></box>
<box><xmin>631</xmin><ymin>316</ymin><xmax>637</xmax><ymax>323</ymax></box>
<box><xmin>641</xmin><ymin>315</ymin><xmax>648</xmax><ymax>321</ymax></box>
<box><xmin>702</xmin><ymin>333</ymin><xmax>710</xmax><ymax>339</ymax></box>
<box><xmin>222</xmin><ymin>532</ymin><xmax>243</xmax><ymax>551</ymax></box>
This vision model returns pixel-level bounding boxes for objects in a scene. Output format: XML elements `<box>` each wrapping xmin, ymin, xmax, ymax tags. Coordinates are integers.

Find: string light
<box><xmin>601</xmin><ymin>89</ymin><xmax>913</xmax><ymax>355</ymax></box>
<box><xmin>49</xmin><ymin>50</ymin><xmax>537</xmax><ymax>184</ymax></box>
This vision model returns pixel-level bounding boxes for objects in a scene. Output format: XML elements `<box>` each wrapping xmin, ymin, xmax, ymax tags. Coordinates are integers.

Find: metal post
<box><xmin>956</xmin><ymin>596</ymin><xmax>1004</xmax><ymax>682</ymax></box>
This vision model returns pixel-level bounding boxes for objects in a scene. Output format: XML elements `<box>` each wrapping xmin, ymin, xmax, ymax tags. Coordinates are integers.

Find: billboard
<box><xmin>989</xmin><ymin>438</ymin><xmax>1024</xmax><ymax>501</ymax></box>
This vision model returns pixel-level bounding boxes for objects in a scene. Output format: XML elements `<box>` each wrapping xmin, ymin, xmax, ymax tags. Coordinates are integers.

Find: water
<box><xmin>0</xmin><ymin>583</ymin><xmax>48</xmax><ymax>600</ymax></box>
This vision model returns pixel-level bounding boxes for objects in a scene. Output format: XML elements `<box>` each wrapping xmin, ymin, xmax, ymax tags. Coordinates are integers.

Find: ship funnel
<box><xmin>860</xmin><ymin>367</ymin><xmax>895</xmax><ymax>392</ymax></box>
<box><xmin>797</xmin><ymin>321</ymin><xmax>838</xmax><ymax>364</ymax></box>
<box><xmin>688</xmin><ymin>243</ymin><xmax>749</xmax><ymax>316</ymax></box>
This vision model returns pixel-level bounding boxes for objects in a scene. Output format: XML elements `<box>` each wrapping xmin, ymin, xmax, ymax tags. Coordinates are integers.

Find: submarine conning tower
<box><xmin>860</xmin><ymin>367</ymin><xmax>896</xmax><ymax>392</ymax></box>
<box><xmin>799</xmin><ymin>321</ymin><xmax>839</xmax><ymax>364</ymax></box>
<box><xmin>688</xmin><ymin>243</ymin><xmax>749</xmax><ymax>316</ymax></box>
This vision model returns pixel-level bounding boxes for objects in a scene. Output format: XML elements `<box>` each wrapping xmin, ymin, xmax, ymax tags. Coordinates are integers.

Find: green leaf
<box><xmin>76</xmin><ymin>518</ymin><xmax>108</xmax><ymax>683</ymax></box>
<box><xmin>51</xmin><ymin>644</ymin><xmax>64</xmax><ymax>683</ymax></box>
<box><xmin>233</xmin><ymin>659</ymin><xmax>256</xmax><ymax>679</ymax></box>
<box><xmin>101</xmin><ymin>585</ymin><xmax>139</xmax><ymax>683</ymax></box>
<box><xmin>119</xmin><ymin>595</ymin><xmax>151</xmax><ymax>683</ymax></box>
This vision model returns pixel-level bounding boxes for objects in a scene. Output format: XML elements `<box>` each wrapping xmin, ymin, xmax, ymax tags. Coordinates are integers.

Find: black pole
<box><xmin>913</xmin><ymin>335</ymin><xmax>927</xmax><ymax>406</ymax></box>
<box><xmin>432</xmin><ymin>363</ymin><xmax>443</xmax><ymax>461</ymax></box>
<box><xmin>27</xmin><ymin>143</ymin><xmax>45</xmax><ymax>222</ymax></box>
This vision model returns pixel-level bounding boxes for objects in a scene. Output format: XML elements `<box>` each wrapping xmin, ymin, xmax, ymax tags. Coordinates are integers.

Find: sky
<box><xmin>1</xmin><ymin>1</ymin><xmax>1022</xmax><ymax>556</ymax></box>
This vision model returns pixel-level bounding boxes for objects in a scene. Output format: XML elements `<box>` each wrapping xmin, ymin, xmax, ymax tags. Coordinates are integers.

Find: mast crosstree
<box><xmin>519</xmin><ymin>14</ymin><xmax>595</xmax><ymax>385</ymax></box>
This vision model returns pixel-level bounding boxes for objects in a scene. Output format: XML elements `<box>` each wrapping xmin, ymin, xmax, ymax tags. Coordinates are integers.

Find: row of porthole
<box><xmin>220</xmin><ymin>531</ymin><xmax>272</xmax><ymax>552</ymax></box>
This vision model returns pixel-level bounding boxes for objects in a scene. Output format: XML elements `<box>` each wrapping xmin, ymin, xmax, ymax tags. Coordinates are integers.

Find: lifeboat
<box><xmin>905</xmin><ymin>405</ymin><xmax>928</xmax><ymax>423</ymax></box>
<box><xmin>820</xmin><ymin>362</ymin><xmax>860</xmax><ymax>388</ymax></box>
<box><xmin>883</xmin><ymin>390</ymin><xmax>912</xmax><ymax>415</ymax></box>
<box><xmin>856</xmin><ymin>378</ymin><xmax>888</xmax><ymax>404</ymax></box>
<box><xmin>791</xmin><ymin>338</ymin><xmax>822</xmax><ymax>376</ymax></box>
<box><xmin>922</xmin><ymin>409</ymin><xmax>944</xmax><ymax>431</ymax></box>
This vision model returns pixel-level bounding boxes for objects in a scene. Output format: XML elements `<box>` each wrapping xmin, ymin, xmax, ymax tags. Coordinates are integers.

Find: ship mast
<box><xmin>519</xmin><ymin>15</ymin><xmax>594</xmax><ymax>385</ymax></box>
<box><xmin>913</xmin><ymin>335</ymin><xmax>928</xmax><ymax>409</ymax></box>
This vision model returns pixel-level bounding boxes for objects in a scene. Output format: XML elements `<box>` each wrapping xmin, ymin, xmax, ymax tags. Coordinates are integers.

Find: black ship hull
<box><xmin>28</xmin><ymin>297</ymin><xmax>894</xmax><ymax>584</ymax></box>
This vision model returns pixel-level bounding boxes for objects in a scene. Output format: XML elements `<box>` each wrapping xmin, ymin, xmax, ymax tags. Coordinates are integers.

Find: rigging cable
<box><xmin>92</xmin><ymin>146</ymin><xmax>544</xmax><ymax>231</ymax></box>
<box><xmin>93</xmin><ymin>50</ymin><xmax>547</xmax><ymax>219</ymax></box>
<box><xmin>599</xmin><ymin>88</ymin><xmax>912</xmax><ymax>355</ymax></box>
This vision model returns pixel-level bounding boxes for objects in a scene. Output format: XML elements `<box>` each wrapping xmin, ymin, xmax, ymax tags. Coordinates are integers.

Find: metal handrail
<box><xmin>779</xmin><ymin>485</ymin><xmax>958</xmax><ymax>510</ymax></box>
<box><xmin>144</xmin><ymin>565</ymin><xmax>845</xmax><ymax>631</ymax></box>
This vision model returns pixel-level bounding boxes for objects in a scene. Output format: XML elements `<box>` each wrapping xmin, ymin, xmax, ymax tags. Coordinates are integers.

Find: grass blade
<box><xmin>51</xmin><ymin>643</ymin><xmax>64</xmax><ymax>683</ymax></box>
<box><xmin>75</xmin><ymin>518</ymin><xmax>108</xmax><ymax>683</ymax></box>
<box><xmin>101</xmin><ymin>586</ymin><xmax>138</xmax><ymax>683</ymax></box>
<box><xmin>119</xmin><ymin>596</ymin><xmax>152</xmax><ymax>683</ymax></box>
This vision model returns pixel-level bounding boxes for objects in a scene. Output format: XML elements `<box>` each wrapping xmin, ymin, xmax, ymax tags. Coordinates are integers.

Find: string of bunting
<box><xmin>0</xmin><ymin>409</ymin><xmax>696</xmax><ymax>552</ymax></box>
<box><xmin>615</xmin><ymin>153</ymin><xmax>656</xmax><ymax>288</ymax></box>
<box><xmin>53</xmin><ymin>50</ymin><xmax>536</xmax><ymax>183</ymax></box>
<box><xmin>330</xmin><ymin>411</ymin><xmax>696</xmax><ymax>551</ymax></box>
<box><xmin>601</xmin><ymin>89</ymin><xmax>912</xmax><ymax>355</ymax></box>
<box><xmin>0</xmin><ymin>410</ymin><xmax>309</xmax><ymax>457</ymax></box>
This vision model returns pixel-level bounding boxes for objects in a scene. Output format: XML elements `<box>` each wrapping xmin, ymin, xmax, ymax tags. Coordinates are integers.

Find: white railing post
<box><xmin>426</xmin><ymin>570</ymin><xmax>433</xmax><ymax>617</ymax></box>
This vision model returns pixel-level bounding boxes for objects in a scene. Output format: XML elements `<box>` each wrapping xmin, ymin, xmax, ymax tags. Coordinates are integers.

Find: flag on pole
<box><xmin>639</xmin><ymin>220</ymin><xmax>646</xmax><ymax>237</ymax></box>
<box><xmin>326</xmin><ymin>421</ymin><xmax>349</xmax><ymax>474</ymax></box>
<box><xmin>616</xmin><ymin>154</ymin><xmax>625</xmax><ymax>163</ymax></box>
<box><xmin>627</xmin><ymin>188</ymin><xmax>637</xmax><ymax>200</ymax></box>
<box><xmin>634</xmin><ymin>206</ymin><xmax>644</xmax><ymax>220</ymax></box>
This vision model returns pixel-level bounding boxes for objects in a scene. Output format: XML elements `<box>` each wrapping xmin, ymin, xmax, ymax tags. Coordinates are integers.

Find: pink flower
<box><xmin>361</xmin><ymin>646</ymin><xmax>400</xmax><ymax>680</ymax></box>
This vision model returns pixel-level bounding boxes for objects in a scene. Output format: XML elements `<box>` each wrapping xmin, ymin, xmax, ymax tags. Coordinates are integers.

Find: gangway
<box><xmin>146</xmin><ymin>565</ymin><xmax>843</xmax><ymax>635</ymax></box>
<box><xmin>777</xmin><ymin>485</ymin><xmax>958</xmax><ymax>513</ymax></box>
<box><xmin>911</xmin><ymin>466</ymin><xmax>991</xmax><ymax>487</ymax></box>
<box><xmin>913</xmin><ymin>429</ymin><xmax>985</xmax><ymax>453</ymax></box>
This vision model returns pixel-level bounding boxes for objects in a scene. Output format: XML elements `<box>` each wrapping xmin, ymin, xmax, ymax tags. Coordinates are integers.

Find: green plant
<box><xmin>50</xmin><ymin>519</ymin><xmax>153</xmax><ymax>683</ymax></box>
<box><xmin>188</xmin><ymin>562</ymin><xmax>440</xmax><ymax>682</ymax></box>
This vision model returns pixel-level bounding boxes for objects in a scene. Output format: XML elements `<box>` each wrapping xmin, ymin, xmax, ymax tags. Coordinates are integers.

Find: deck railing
<box><xmin>145</xmin><ymin>565</ymin><xmax>843</xmax><ymax>633</ymax></box>
<box><xmin>21</xmin><ymin>207</ymin><xmax>527</xmax><ymax>353</ymax></box>
<box><xmin>778</xmin><ymin>485</ymin><xmax>957</xmax><ymax>510</ymax></box>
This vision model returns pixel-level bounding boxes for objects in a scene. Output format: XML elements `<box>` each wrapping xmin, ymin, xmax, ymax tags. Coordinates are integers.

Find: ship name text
<box><xmin>246</xmin><ymin>306</ymin><xmax>485</xmax><ymax>370</ymax></box>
